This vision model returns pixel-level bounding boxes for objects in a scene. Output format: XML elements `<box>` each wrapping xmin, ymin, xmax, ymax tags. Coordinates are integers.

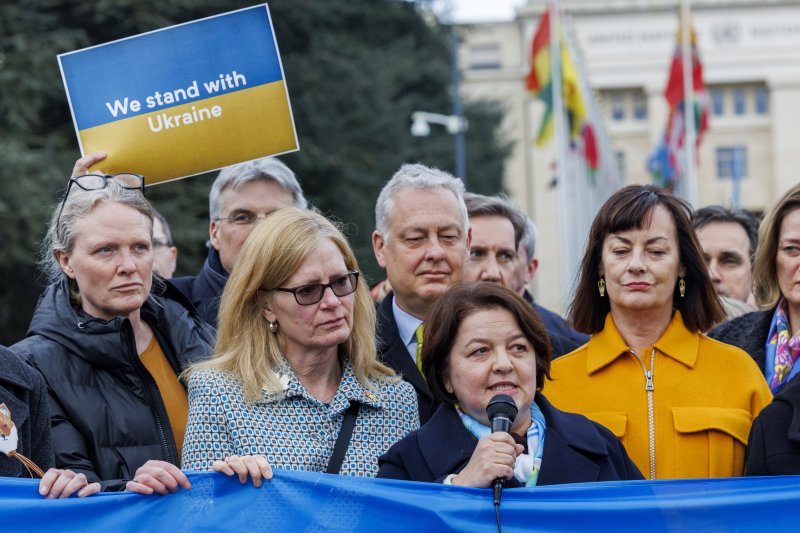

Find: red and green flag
<box><xmin>526</xmin><ymin>9</ymin><xmax>553</xmax><ymax>145</ymax></box>
<box><xmin>526</xmin><ymin>7</ymin><xmax>594</xmax><ymax>174</ymax></box>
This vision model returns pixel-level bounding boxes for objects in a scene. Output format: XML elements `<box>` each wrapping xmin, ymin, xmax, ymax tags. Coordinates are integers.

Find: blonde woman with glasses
<box><xmin>182</xmin><ymin>208</ymin><xmax>418</xmax><ymax>483</ymax></box>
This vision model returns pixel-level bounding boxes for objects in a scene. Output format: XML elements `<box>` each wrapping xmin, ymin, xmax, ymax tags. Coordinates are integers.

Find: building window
<box><xmin>754</xmin><ymin>86</ymin><xmax>769</xmax><ymax>115</ymax></box>
<box><xmin>468</xmin><ymin>44</ymin><xmax>501</xmax><ymax>70</ymax></box>
<box><xmin>710</xmin><ymin>88</ymin><xmax>724</xmax><ymax>116</ymax></box>
<box><xmin>611</xmin><ymin>93</ymin><xmax>624</xmax><ymax>121</ymax></box>
<box><xmin>615</xmin><ymin>150</ymin><xmax>626</xmax><ymax>181</ymax></box>
<box><xmin>632</xmin><ymin>92</ymin><xmax>647</xmax><ymax>121</ymax></box>
<box><xmin>732</xmin><ymin>88</ymin><xmax>747</xmax><ymax>115</ymax></box>
<box><xmin>716</xmin><ymin>146</ymin><xmax>747</xmax><ymax>179</ymax></box>
<box><xmin>602</xmin><ymin>88</ymin><xmax>647</xmax><ymax>124</ymax></box>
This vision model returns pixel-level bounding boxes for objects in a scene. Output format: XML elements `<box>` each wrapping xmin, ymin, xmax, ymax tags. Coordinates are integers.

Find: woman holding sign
<box><xmin>181</xmin><ymin>208</ymin><xmax>418</xmax><ymax>482</ymax></box>
<box><xmin>13</xmin><ymin>153</ymin><xmax>214</xmax><ymax>493</ymax></box>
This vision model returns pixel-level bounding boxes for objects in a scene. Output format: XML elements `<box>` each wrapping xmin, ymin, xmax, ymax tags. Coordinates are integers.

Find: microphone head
<box><xmin>486</xmin><ymin>394</ymin><xmax>518</xmax><ymax>422</ymax></box>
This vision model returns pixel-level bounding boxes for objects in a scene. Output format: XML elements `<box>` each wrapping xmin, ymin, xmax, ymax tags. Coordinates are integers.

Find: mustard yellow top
<box><xmin>140</xmin><ymin>337</ymin><xmax>188</xmax><ymax>460</ymax></box>
<box><xmin>545</xmin><ymin>311</ymin><xmax>772</xmax><ymax>479</ymax></box>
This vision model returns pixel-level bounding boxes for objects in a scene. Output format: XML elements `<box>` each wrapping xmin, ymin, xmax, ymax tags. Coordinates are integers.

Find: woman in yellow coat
<box><xmin>545</xmin><ymin>185</ymin><xmax>771</xmax><ymax>479</ymax></box>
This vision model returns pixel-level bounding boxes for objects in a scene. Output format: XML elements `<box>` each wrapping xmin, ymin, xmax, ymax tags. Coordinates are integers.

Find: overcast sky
<box><xmin>445</xmin><ymin>0</ymin><xmax>528</xmax><ymax>23</ymax></box>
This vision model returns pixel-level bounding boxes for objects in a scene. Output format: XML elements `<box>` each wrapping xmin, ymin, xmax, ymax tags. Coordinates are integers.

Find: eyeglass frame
<box><xmin>267</xmin><ymin>271</ymin><xmax>360</xmax><ymax>306</ymax></box>
<box><xmin>55</xmin><ymin>173</ymin><xmax>146</xmax><ymax>230</ymax></box>
<box><xmin>215</xmin><ymin>211</ymin><xmax>274</xmax><ymax>226</ymax></box>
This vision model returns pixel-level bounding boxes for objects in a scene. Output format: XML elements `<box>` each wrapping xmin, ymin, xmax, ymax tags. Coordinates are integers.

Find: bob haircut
<box><xmin>753</xmin><ymin>183</ymin><xmax>800</xmax><ymax>308</ymax></box>
<box><xmin>568</xmin><ymin>185</ymin><xmax>725</xmax><ymax>334</ymax></box>
<box><xmin>421</xmin><ymin>282</ymin><xmax>552</xmax><ymax>407</ymax></box>
<box><xmin>191</xmin><ymin>207</ymin><xmax>394</xmax><ymax>402</ymax></box>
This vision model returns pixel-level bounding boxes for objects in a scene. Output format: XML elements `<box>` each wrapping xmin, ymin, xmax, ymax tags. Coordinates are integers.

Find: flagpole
<box><xmin>550</xmin><ymin>0</ymin><xmax>572</xmax><ymax>306</ymax></box>
<box><xmin>562</xmin><ymin>11</ymin><xmax>591</xmax><ymax>288</ymax></box>
<box><xmin>680</xmin><ymin>0</ymin><xmax>698</xmax><ymax>206</ymax></box>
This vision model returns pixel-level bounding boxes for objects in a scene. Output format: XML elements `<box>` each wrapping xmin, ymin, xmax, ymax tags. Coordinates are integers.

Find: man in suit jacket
<box><xmin>372</xmin><ymin>164</ymin><xmax>471</xmax><ymax>424</ymax></box>
<box><xmin>513</xmin><ymin>215</ymin><xmax>589</xmax><ymax>351</ymax></box>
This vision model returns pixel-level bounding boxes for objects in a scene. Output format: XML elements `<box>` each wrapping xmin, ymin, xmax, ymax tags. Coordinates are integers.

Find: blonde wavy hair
<box><xmin>190</xmin><ymin>207</ymin><xmax>394</xmax><ymax>401</ymax></box>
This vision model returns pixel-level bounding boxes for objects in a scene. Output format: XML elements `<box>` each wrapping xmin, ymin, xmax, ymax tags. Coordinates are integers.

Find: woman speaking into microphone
<box><xmin>377</xmin><ymin>282</ymin><xmax>641</xmax><ymax>487</ymax></box>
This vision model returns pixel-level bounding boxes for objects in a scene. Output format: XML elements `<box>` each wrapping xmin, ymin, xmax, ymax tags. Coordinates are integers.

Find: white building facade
<box><xmin>458</xmin><ymin>0</ymin><xmax>800</xmax><ymax>313</ymax></box>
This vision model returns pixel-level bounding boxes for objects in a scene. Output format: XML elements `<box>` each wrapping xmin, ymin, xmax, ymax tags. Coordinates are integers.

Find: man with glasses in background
<box><xmin>172</xmin><ymin>157</ymin><xmax>307</xmax><ymax>328</ymax></box>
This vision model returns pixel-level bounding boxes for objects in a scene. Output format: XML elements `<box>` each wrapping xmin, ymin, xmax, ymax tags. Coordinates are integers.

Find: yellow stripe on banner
<box><xmin>79</xmin><ymin>80</ymin><xmax>298</xmax><ymax>185</ymax></box>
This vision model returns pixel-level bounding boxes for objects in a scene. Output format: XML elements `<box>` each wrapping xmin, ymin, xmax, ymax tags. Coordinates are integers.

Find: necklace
<box><xmin>319</xmin><ymin>389</ymin><xmax>337</xmax><ymax>404</ymax></box>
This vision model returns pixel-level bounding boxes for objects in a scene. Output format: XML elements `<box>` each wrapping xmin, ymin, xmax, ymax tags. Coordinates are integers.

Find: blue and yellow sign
<box><xmin>58</xmin><ymin>4</ymin><xmax>298</xmax><ymax>185</ymax></box>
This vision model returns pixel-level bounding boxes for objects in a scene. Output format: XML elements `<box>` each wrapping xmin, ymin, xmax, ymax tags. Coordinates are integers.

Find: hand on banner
<box><xmin>212</xmin><ymin>454</ymin><xmax>272</xmax><ymax>488</ymax></box>
<box><xmin>39</xmin><ymin>468</ymin><xmax>101</xmax><ymax>498</ymax></box>
<box><xmin>71</xmin><ymin>151</ymin><xmax>107</xmax><ymax>177</ymax></box>
<box><xmin>451</xmin><ymin>433</ymin><xmax>522</xmax><ymax>488</ymax></box>
<box><xmin>126</xmin><ymin>460</ymin><xmax>192</xmax><ymax>495</ymax></box>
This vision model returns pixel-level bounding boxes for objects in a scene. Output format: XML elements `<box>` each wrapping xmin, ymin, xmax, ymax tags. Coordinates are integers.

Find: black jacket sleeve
<box><xmin>47</xmin><ymin>386</ymin><xmax>129</xmax><ymax>491</ymax></box>
<box><xmin>377</xmin><ymin>438</ymin><xmax>417</xmax><ymax>481</ymax></box>
<box><xmin>744</xmin><ymin>414</ymin><xmax>769</xmax><ymax>476</ymax></box>
<box><xmin>591</xmin><ymin>421</ymin><xmax>644</xmax><ymax>481</ymax></box>
<box><xmin>25</xmin><ymin>366</ymin><xmax>55</xmax><ymax>472</ymax></box>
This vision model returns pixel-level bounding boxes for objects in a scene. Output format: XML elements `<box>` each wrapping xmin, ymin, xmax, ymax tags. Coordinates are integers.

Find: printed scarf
<box><xmin>766</xmin><ymin>298</ymin><xmax>800</xmax><ymax>392</ymax></box>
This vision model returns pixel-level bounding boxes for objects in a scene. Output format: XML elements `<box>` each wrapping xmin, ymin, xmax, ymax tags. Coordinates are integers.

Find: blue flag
<box><xmin>3</xmin><ymin>470</ymin><xmax>799</xmax><ymax>532</ymax></box>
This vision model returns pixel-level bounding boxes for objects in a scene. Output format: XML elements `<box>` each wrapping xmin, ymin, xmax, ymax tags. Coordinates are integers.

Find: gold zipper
<box><xmin>630</xmin><ymin>348</ymin><xmax>656</xmax><ymax>479</ymax></box>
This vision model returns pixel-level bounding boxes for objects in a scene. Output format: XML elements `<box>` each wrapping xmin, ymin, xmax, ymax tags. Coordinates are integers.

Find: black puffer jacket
<box><xmin>708</xmin><ymin>308</ymin><xmax>773</xmax><ymax>375</ymax></box>
<box><xmin>745</xmin><ymin>375</ymin><xmax>800</xmax><ymax>476</ymax></box>
<box><xmin>11</xmin><ymin>278</ymin><xmax>214</xmax><ymax>491</ymax></box>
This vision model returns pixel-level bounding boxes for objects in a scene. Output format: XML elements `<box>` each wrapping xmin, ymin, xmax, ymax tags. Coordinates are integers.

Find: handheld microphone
<box><xmin>486</xmin><ymin>394</ymin><xmax>518</xmax><ymax>507</ymax></box>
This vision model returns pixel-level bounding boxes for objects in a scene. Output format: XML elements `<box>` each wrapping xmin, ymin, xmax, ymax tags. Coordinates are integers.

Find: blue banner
<box><xmin>2</xmin><ymin>471</ymin><xmax>800</xmax><ymax>531</ymax></box>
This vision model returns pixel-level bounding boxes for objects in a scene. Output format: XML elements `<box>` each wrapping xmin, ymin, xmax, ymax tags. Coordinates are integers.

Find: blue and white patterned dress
<box><xmin>181</xmin><ymin>361</ymin><xmax>419</xmax><ymax>477</ymax></box>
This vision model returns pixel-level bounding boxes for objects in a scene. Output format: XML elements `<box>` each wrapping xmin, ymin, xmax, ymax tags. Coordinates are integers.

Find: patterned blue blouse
<box><xmin>181</xmin><ymin>361</ymin><xmax>419</xmax><ymax>477</ymax></box>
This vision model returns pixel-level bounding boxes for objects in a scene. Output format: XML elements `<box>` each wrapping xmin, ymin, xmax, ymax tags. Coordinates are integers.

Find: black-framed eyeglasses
<box><xmin>56</xmin><ymin>173</ymin><xmax>145</xmax><ymax>228</ymax></box>
<box><xmin>271</xmin><ymin>272</ymin><xmax>360</xmax><ymax>305</ymax></box>
<box><xmin>216</xmin><ymin>212</ymin><xmax>271</xmax><ymax>226</ymax></box>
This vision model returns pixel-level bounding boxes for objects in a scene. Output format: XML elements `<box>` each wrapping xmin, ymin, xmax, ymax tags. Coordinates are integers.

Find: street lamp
<box><xmin>410</xmin><ymin>110</ymin><xmax>469</xmax><ymax>184</ymax></box>
<box><xmin>410</xmin><ymin>111</ymin><xmax>468</xmax><ymax>136</ymax></box>
<box><xmin>409</xmin><ymin>26</ymin><xmax>469</xmax><ymax>185</ymax></box>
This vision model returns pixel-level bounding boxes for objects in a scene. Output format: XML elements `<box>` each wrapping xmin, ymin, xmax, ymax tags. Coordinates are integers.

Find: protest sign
<box><xmin>58</xmin><ymin>4</ymin><xmax>298</xmax><ymax>185</ymax></box>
